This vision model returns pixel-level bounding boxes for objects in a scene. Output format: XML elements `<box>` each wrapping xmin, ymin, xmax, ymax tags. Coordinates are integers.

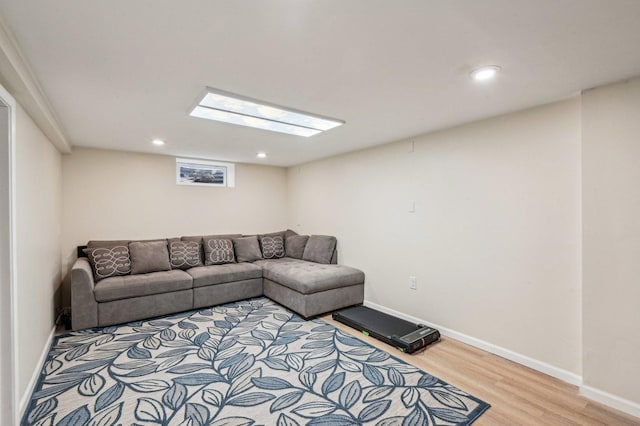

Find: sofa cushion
<box><xmin>203</xmin><ymin>238</ymin><xmax>235</xmax><ymax>265</ymax></box>
<box><xmin>85</xmin><ymin>240</ymin><xmax>132</xmax><ymax>282</ymax></box>
<box><xmin>302</xmin><ymin>235</ymin><xmax>337</xmax><ymax>264</ymax></box>
<box><xmin>168</xmin><ymin>238</ymin><xmax>203</xmax><ymax>270</ymax></box>
<box><xmin>187</xmin><ymin>263</ymin><xmax>262</xmax><ymax>288</ymax></box>
<box><xmin>258</xmin><ymin>258</ymin><xmax>364</xmax><ymax>294</ymax></box>
<box><xmin>284</xmin><ymin>229</ymin><xmax>298</xmax><ymax>239</ymax></box>
<box><xmin>285</xmin><ymin>235</ymin><xmax>309</xmax><ymax>259</ymax></box>
<box><xmin>233</xmin><ymin>236</ymin><xmax>263</xmax><ymax>262</ymax></box>
<box><xmin>94</xmin><ymin>270</ymin><xmax>192</xmax><ymax>302</ymax></box>
<box><xmin>261</xmin><ymin>235</ymin><xmax>285</xmax><ymax>259</ymax></box>
<box><xmin>129</xmin><ymin>240</ymin><xmax>171</xmax><ymax>275</ymax></box>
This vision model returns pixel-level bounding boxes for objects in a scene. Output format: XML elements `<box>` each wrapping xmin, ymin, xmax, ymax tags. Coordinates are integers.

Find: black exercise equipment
<box><xmin>332</xmin><ymin>305</ymin><xmax>440</xmax><ymax>354</ymax></box>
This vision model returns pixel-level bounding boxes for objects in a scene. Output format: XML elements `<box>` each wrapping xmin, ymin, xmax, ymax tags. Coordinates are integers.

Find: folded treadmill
<box><xmin>333</xmin><ymin>305</ymin><xmax>440</xmax><ymax>354</ymax></box>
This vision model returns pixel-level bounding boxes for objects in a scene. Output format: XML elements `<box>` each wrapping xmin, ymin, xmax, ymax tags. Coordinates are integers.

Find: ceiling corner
<box><xmin>0</xmin><ymin>12</ymin><xmax>71</xmax><ymax>153</ymax></box>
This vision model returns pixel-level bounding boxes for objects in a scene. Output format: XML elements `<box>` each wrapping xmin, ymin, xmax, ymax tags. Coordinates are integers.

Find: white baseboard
<box><xmin>363</xmin><ymin>300</ymin><xmax>583</xmax><ymax>386</ymax></box>
<box><xmin>580</xmin><ymin>385</ymin><xmax>640</xmax><ymax>419</ymax></box>
<box><xmin>18</xmin><ymin>326</ymin><xmax>56</xmax><ymax>419</ymax></box>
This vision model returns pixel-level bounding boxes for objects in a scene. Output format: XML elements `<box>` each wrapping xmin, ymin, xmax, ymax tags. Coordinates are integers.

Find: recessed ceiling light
<box><xmin>470</xmin><ymin>65</ymin><xmax>501</xmax><ymax>82</ymax></box>
<box><xmin>256</xmin><ymin>152</ymin><xmax>267</xmax><ymax>159</ymax></box>
<box><xmin>152</xmin><ymin>139</ymin><xmax>166</xmax><ymax>146</ymax></box>
<box><xmin>189</xmin><ymin>88</ymin><xmax>344</xmax><ymax>137</ymax></box>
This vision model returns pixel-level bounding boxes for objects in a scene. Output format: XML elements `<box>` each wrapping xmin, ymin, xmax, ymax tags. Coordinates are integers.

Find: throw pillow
<box><xmin>203</xmin><ymin>238</ymin><xmax>235</xmax><ymax>265</ymax></box>
<box><xmin>261</xmin><ymin>235</ymin><xmax>285</xmax><ymax>259</ymax></box>
<box><xmin>168</xmin><ymin>238</ymin><xmax>203</xmax><ymax>270</ymax></box>
<box><xmin>181</xmin><ymin>234</ymin><xmax>241</xmax><ymax>264</ymax></box>
<box><xmin>258</xmin><ymin>231</ymin><xmax>285</xmax><ymax>244</ymax></box>
<box><xmin>129</xmin><ymin>240</ymin><xmax>171</xmax><ymax>275</ymax></box>
<box><xmin>285</xmin><ymin>235</ymin><xmax>309</xmax><ymax>259</ymax></box>
<box><xmin>302</xmin><ymin>235</ymin><xmax>337</xmax><ymax>264</ymax></box>
<box><xmin>85</xmin><ymin>241</ymin><xmax>131</xmax><ymax>282</ymax></box>
<box><xmin>233</xmin><ymin>236</ymin><xmax>263</xmax><ymax>262</ymax></box>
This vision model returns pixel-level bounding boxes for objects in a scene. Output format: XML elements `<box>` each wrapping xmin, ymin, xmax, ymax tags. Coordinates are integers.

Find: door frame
<box><xmin>0</xmin><ymin>82</ymin><xmax>18</xmax><ymax>425</ymax></box>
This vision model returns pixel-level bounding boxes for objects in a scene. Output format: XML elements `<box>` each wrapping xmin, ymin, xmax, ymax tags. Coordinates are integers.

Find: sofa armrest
<box><xmin>71</xmin><ymin>257</ymin><xmax>98</xmax><ymax>330</ymax></box>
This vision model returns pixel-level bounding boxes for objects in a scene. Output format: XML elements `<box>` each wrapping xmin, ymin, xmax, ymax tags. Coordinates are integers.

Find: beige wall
<box><xmin>14</xmin><ymin>75</ymin><xmax>640</xmax><ymax>413</ymax></box>
<box><xmin>288</xmin><ymin>98</ymin><xmax>582</xmax><ymax>374</ymax></box>
<box><xmin>15</xmin><ymin>104</ymin><xmax>62</xmax><ymax>399</ymax></box>
<box><xmin>582</xmin><ymin>77</ymin><xmax>640</xmax><ymax>404</ymax></box>
<box><xmin>61</xmin><ymin>148</ymin><xmax>288</xmax><ymax>301</ymax></box>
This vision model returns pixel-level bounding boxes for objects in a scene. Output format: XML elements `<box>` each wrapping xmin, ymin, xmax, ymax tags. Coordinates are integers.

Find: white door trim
<box><xmin>0</xmin><ymin>81</ymin><xmax>18</xmax><ymax>425</ymax></box>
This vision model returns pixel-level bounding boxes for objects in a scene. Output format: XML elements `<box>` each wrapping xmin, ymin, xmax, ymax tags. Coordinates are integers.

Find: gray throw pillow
<box><xmin>85</xmin><ymin>241</ymin><xmax>131</xmax><ymax>282</ymax></box>
<box><xmin>258</xmin><ymin>231</ymin><xmax>285</xmax><ymax>244</ymax></box>
<box><xmin>129</xmin><ymin>240</ymin><xmax>171</xmax><ymax>275</ymax></box>
<box><xmin>168</xmin><ymin>238</ymin><xmax>203</xmax><ymax>270</ymax></box>
<box><xmin>261</xmin><ymin>235</ymin><xmax>285</xmax><ymax>259</ymax></box>
<box><xmin>285</xmin><ymin>235</ymin><xmax>309</xmax><ymax>259</ymax></box>
<box><xmin>204</xmin><ymin>238</ymin><xmax>236</xmax><ymax>265</ymax></box>
<box><xmin>233</xmin><ymin>236</ymin><xmax>263</xmax><ymax>263</ymax></box>
<box><xmin>302</xmin><ymin>235</ymin><xmax>337</xmax><ymax>264</ymax></box>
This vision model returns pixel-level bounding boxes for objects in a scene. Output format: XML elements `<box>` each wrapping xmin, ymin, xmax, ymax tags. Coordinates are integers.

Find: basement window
<box><xmin>176</xmin><ymin>158</ymin><xmax>235</xmax><ymax>188</ymax></box>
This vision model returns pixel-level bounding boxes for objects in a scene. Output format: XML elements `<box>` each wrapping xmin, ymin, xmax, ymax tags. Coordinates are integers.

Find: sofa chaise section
<box><xmin>258</xmin><ymin>258</ymin><xmax>365</xmax><ymax>318</ymax></box>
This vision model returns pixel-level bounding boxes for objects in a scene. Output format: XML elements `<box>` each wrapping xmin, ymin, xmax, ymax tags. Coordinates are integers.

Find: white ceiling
<box><xmin>1</xmin><ymin>1</ymin><xmax>640</xmax><ymax>167</ymax></box>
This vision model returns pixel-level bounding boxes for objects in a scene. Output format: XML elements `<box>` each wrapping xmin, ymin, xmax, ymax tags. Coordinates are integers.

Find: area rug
<box><xmin>23</xmin><ymin>298</ymin><xmax>490</xmax><ymax>425</ymax></box>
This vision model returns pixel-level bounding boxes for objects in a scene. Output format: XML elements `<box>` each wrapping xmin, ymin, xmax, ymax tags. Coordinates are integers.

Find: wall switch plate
<box><xmin>409</xmin><ymin>276</ymin><xmax>417</xmax><ymax>290</ymax></box>
<box><xmin>409</xmin><ymin>200</ymin><xmax>415</xmax><ymax>213</ymax></box>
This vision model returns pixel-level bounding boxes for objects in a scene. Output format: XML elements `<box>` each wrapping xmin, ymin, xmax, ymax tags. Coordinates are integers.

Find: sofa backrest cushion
<box><xmin>85</xmin><ymin>240</ymin><xmax>132</xmax><ymax>282</ymax></box>
<box><xmin>203</xmin><ymin>238</ymin><xmax>236</xmax><ymax>265</ymax></box>
<box><xmin>129</xmin><ymin>240</ymin><xmax>171</xmax><ymax>275</ymax></box>
<box><xmin>233</xmin><ymin>236</ymin><xmax>264</xmax><ymax>262</ymax></box>
<box><xmin>168</xmin><ymin>238</ymin><xmax>203</xmax><ymax>270</ymax></box>
<box><xmin>284</xmin><ymin>229</ymin><xmax>298</xmax><ymax>239</ymax></box>
<box><xmin>285</xmin><ymin>235</ymin><xmax>309</xmax><ymax>259</ymax></box>
<box><xmin>302</xmin><ymin>235</ymin><xmax>337</xmax><ymax>264</ymax></box>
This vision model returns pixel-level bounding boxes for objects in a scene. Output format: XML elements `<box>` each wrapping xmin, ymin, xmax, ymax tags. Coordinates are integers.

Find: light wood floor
<box><xmin>324</xmin><ymin>316</ymin><xmax>640</xmax><ymax>426</ymax></box>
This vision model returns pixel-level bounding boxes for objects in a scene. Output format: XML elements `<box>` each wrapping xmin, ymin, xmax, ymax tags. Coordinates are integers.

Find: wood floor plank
<box><xmin>324</xmin><ymin>316</ymin><xmax>640</xmax><ymax>426</ymax></box>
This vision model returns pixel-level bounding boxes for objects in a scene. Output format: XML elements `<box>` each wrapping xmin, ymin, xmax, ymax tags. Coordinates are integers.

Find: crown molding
<box><xmin>0</xmin><ymin>13</ymin><xmax>71</xmax><ymax>153</ymax></box>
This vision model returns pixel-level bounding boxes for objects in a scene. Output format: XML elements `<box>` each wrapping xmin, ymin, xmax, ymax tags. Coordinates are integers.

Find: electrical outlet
<box><xmin>409</xmin><ymin>276</ymin><xmax>417</xmax><ymax>290</ymax></box>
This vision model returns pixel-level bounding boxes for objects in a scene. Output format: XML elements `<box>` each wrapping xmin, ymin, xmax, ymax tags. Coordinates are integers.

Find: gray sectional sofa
<box><xmin>71</xmin><ymin>230</ymin><xmax>364</xmax><ymax>330</ymax></box>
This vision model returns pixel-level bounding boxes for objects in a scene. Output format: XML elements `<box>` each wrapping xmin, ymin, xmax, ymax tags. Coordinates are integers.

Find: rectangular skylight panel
<box><xmin>190</xmin><ymin>106</ymin><xmax>322</xmax><ymax>137</ymax></box>
<box><xmin>189</xmin><ymin>88</ymin><xmax>343</xmax><ymax>137</ymax></box>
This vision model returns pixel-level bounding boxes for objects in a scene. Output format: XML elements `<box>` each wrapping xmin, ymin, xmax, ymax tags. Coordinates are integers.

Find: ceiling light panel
<box><xmin>189</xmin><ymin>88</ymin><xmax>344</xmax><ymax>137</ymax></box>
<box><xmin>470</xmin><ymin>65</ymin><xmax>501</xmax><ymax>82</ymax></box>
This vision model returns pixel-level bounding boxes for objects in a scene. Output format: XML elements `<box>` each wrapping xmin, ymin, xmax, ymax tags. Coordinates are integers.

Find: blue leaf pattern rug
<box><xmin>23</xmin><ymin>298</ymin><xmax>490</xmax><ymax>425</ymax></box>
